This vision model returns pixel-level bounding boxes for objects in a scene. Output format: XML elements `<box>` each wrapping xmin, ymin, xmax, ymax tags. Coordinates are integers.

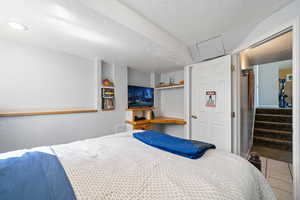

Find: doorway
<box><xmin>239</xmin><ymin>30</ymin><xmax>293</xmax><ymax>199</ymax></box>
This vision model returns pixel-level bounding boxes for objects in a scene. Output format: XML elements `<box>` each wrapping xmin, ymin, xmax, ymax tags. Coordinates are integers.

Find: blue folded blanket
<box><xmin>0</xmin><ymin>151</ymin><xmax>76</xmax><ymax>200</ymax></box>
<box><xmin>133</xmin><ymin>131</ymin><xmax>215</xmax><ymax>159</ymax></box>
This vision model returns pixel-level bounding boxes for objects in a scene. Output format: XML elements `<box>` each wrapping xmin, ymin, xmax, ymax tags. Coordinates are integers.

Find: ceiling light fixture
<box><xmin>8</xmin><ymin>22</ymin><xmax>28</xmax><ymax>31</ymax></box>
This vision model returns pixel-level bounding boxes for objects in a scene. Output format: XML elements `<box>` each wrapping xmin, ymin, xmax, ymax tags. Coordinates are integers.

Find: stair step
<box><xmin>253</xmin><ymin>136</ymin><xmax>292</xmax><ymax>151</ymax></box>
<box><xmin>255</xmin><ymin>121</ymin><xmax>292</xmax><ymax>131</ymax></box>
<box><xmin>255</xmin><ymin>114</ymin><xmax>292</xmax><ymax>123</ymax></box>
<box><xmin>256</xmin><ymin>108</ymin><xmax>292</xmax><ymax>115</ymax></box>
<box><xmin>254</xmin><ymin>128</ymin><xmax>292</xmax><ymax>141</ymax></box>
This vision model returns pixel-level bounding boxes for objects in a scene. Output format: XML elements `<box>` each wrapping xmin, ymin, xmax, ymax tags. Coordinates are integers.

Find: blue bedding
<box><xmin>0</xmin><ymin>151</ymin><xmax>76</xmax><ymax>200</ymax></box>
<box><xmin>133</xmin><ymin>131</ymin><xmax>215</xmax><ymax>159</ymax></box>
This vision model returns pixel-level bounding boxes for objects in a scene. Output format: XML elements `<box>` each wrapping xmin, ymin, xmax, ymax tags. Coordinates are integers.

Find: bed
<box><xmin>0</xmin><ymin>131</ymin><xmax>275</xmax><ymax>200</ymax></box>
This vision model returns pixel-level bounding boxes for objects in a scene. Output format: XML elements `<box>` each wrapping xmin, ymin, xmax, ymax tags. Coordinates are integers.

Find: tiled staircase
<box><xmin>254</xmin><ymin>108</ymin><xmax>292</xmax><ymax>152</ymax></box>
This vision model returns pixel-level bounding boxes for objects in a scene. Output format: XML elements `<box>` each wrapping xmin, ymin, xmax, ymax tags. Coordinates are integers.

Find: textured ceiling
<box><xmin>119</xmin><ymin>0</ymin><xmax>293</xmax><ymax>46</ymax></box>
<box><xmin>0</xmin><ymin>0</ymin><xmax>294</xmax><ymax>72</ymax></box>
<box><xmin>0</xmin><ymin>0</ymin><xmax>189</xmax><ymax>72</ymax></box>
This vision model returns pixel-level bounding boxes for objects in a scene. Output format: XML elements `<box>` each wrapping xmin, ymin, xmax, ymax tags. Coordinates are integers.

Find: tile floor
<box><xmin>261</xmin><ymin>157</ymin><xmax>293</xmax><ymax>200</ymax></box>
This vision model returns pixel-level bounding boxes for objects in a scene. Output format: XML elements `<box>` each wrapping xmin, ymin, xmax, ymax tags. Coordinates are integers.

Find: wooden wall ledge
<box><xmin>0</xmin><ymin>109</ymin><xmax>98</xmax><ymax>117</ymax></box>
<box><xmin>125</xmin><ymin>117</ymin><xmax>186</xmax><ymax>125</ymax></box>
<box><xmin>150</xmin><ymin>117</ymin><xmax>186</xmax><ymax>125</ymax></box>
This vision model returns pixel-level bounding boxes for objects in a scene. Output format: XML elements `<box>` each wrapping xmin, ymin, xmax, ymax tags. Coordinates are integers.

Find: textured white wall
<box><xmin>157</xmin><ymin>70</ymin><xmax>185</xmax><ymax>138</ymax></box>
<box><xmin>159</xmin><ymin>88</ymin><xmax>184</xmax><ymax>118</ymax></box>
<box><xmin>127</xmin><ymin>68</ymin><xmax>152</xmax><ymax>87</ymax></box>
<box><xmin>256</xmin><ymin>60</ymin><xmax>292</xmax><ymax>107</ymax></box>
<box><xmin>0</xmin><ymin>40</ymin><xmax>127</xmax><ymax>153</ymax></box>
<box><xmin>159</xmin><ymin>70</ymin><xmax>184</xmax><ymax>85</ymax></box>
<box><xmin>0</xmin><ymin>40</ymin><xmax>96</xmax><ymax>113</ymax></box>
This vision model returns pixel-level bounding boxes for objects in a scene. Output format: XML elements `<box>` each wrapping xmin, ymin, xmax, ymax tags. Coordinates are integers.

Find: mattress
<box><xmin>0</xmin><ymin>131</ymin><xmax>276</xmax><ymax>200</ymax></box>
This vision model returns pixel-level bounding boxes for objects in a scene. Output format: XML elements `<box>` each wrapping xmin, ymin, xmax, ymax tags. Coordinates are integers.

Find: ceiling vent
<box><xmin>189</xmin><ymin>35</ymin><xmax>225</xmax><ymax>62</ymax></box>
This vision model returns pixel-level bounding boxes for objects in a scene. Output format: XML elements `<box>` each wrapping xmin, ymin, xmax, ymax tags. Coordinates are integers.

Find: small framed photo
<box><xmin>206</xmin><ymin>91</ymin><xmax>216</xmax><ymax>107</ymax></box>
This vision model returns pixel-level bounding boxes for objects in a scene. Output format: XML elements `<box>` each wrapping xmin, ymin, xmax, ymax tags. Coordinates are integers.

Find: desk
<box><xmin>125</xmin><ymin>116</ymin><xmax>186</xmax><ymax>130</ymax></box>
<box><xmin>150</xmin><ymin>117</ymin><xmax>186</xmax><ymax>125</ymax></box>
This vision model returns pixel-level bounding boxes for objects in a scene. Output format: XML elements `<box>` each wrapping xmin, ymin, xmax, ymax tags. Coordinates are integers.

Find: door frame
<box><xmin>184</xmin><ymin>65</ymin><xmax>192</xmax><ymax>139</ymax></box>
<box><xmin>232</xmin><ymin>17</ymin><xmax>300</xmax><ymax>200</ymax></box>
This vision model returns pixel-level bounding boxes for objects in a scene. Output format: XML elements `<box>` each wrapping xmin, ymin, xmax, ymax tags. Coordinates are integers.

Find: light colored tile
<box><xmin>267</xmin><ymin>164</ymin><xmax>290</xmax><ymax>176</ymax></box>
<box><xmin>267</xmin><ymin>159</ymin><xmax>290</xmax><ymax>179</ymax></box>
<box><xmin>261</xmin><ymin>157</ymin><xmax>267</xmax><ymax>177</ymax></box>
<box><xmin>268</xmin><ymin>165</ymin><xmax>290</xmax><ymax>174</ymax></box>
<box><xmin>268</xmin><ymin>158</ymin><xmax>289</xmax><ymax>166</ymax></box>
<box><xmin>268</xmin><ymin>169</ymin><xmax>293</xmax><ymax>183</ymax></box>
<box><xmin>268</xmin><ymin>159</ymin><xmax>289</xmax><ymax>169</ymax></box>
<box><xmin>268</xmin><ymin>177</ymin><xmax>293</xmax><ymax>193</ymax></box>
<box><xmin>267</xmin><ymin>159</ymin><xmax>292</xmax><ymax>183</ymax></box>
<box><xmin>272</xmin><ymin>188</ymin><xmax>293</xmax><ymax>200</ymax></box>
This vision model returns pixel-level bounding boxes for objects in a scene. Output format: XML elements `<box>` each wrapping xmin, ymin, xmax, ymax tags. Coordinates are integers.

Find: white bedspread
<box><xmin>52</xmin><ymin>132</ymin><xmax>275</xmax><ymax>200</ymax></box>
<box><xmin>0</xmin><ymin>132</ymin><xmax>276</xmax><ymax>200</ymax></box>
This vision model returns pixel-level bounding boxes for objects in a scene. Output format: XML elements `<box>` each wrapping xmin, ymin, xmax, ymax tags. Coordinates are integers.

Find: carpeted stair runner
<box><xmin>252</xmin><ymin>108</ymin><xmax>292</xmax><ymax>163</ymax></box>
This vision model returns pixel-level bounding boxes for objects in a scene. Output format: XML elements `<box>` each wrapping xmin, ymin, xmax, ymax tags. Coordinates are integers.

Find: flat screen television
<box><xmin>128</xmin><ymin>85</ymin><xmax>154</xmax><ymax>108</ymax></box>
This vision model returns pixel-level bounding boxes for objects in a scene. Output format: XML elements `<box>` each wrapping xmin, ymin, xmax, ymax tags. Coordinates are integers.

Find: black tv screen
<box><xmin>128</xmin><ymin>85</ymin><xmax>154</xmax><ymax>108</ymax></box>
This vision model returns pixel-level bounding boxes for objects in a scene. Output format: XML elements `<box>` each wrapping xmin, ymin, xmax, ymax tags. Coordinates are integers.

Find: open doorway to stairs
<box><xmin>239</xmin><ymin>30</ymin><xmax>293</xmax><ymax>199</ymax></box>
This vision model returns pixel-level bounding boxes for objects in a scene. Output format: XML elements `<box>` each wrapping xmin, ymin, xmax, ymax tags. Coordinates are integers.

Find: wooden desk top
<box><xmin>126</xmin><ymin>117</ymin><xmax>186</xmax><ymax>126</ymax></box>
<box><xmin>126</xmin><ymin>107</ymin><xmax>155</xmax><ymax>111</ymax></box>
<box><xmin>125</xmin><ymin>120</ymin><xmax>150</xmax><ymax>125</ymax></box>
<box><xmin>150</xmin><ymin>117</ymin><xmax>186</xmax><ymax>125</ymax></box>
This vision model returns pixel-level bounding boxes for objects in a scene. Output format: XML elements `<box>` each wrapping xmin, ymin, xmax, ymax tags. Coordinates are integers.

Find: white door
<box><xmin>191</xmin><ymin>55</ymin><xmax>232</xmax><ymax>152</ymax></box>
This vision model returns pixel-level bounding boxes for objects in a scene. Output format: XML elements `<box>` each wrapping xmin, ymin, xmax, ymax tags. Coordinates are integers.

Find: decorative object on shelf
<box><xmin>102</xmin><ymin>88</ymin><xmax>115</xmax><ymax>111</ymax></box>
<box><xmin>169</xmin><ymin>77</ymin><xmax>175</xmax><ymax>84</ymax></box>
<box><xmin>179</xmin><ymin>80</ymin><xmax>184</xmax><ymax>85</ymax></box>
<box><xmin>134</xmin><ymin>116</ymin><xmax>146</xmax><ymax>121</ymax></box>
<box><xmin>155</xmin><ymin>83</ymin><xmax>184</xmax><ymax>89</ymax></box>
<box><xmin>151</xmin><ymin>110</ymin><xmax>155</xmax><ymax>119</ymax></box>
<box><xmin>102</xmin><ymin>79</ymin><xmax>114</xmax><ymax>87</ymax></box>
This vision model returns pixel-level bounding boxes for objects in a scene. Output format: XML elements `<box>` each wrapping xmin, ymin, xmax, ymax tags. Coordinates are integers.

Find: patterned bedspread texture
<box><xmin>0</xmin><ymin>132</ymin><xmax>276</xmax><ymax>200</ymax></box>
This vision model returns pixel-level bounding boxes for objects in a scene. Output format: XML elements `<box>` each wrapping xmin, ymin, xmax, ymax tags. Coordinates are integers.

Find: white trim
<box><xmin>184</xmin><ymin>65</ymin><xmax>192</xmax><ymax>139</ymax></box>
<box><xmin>231</xmin><ymin>54</ymin><xmax>241</xmax><ymax>155</ymax></box>
<box><xmin>292</xmin><ymin>16</ymin><xmax>300</xmax><ymax>200</ymax></box>
<box><xmin>256</xmin><ymin>105</ymin><xmax>280</xmax><ymax>108</ymax></box>
<box><xmin>96</xmin><ymin>58</ymin><xmax>102</xmax><ymax>110</ymax></box>
<box><xmin>234</xmin><ymin>19</ymin><xmax>295</xmax><ymax>54</ymax></box>
<box><xmin>233</xmin><ymin>17</ymin><xmax>299</xmax><ymax>200</ymax></box>
<box><xmin>254</xmin><ymin>65</ymin><xmax>260</xmax><ymax>107</ymax></box>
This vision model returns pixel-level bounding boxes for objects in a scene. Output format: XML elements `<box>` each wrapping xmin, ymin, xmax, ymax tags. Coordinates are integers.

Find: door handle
<box><xmin>191</xmin><ymin>115</ymin><xmax>198</xmax><ymax>119</ymax></box>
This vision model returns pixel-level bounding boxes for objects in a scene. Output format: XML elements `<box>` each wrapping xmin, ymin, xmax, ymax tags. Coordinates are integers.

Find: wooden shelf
<box><xmin>125</xmin><ymin>117</ymin><xmax>186</xmax><ymax>126</ymax></box>
<box><xmin>126</xmin><ymin>107</ymin><xmax>155</xmax><ymax>111</ymax></box>
<box><xmin>102</xmin><ymin>108</ymin><xmax>115</xmax><ymax>111</ymax></box>
<box><xmin>125</xmin><ymin>120</ymin><xmax>151</xmax><ymax>125</ymax></box>
<box><xmin>0</xmin><ymin>109</ymin><xmax>97</xmax><ymax>117</ymax></box>
<box><xmin>150</xmin><ymin>117</ymin><xmax>186</xmax><ymax>125</ymax></box>
<box><xmin>155</xmin><ymin>83</ymin><xmax>184</xmax><ymax>90</ymax></box>
<box><xmin>101</xmin><ymin>86</ymin><xmax>115</xmax><ymax>89</ymax></box>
